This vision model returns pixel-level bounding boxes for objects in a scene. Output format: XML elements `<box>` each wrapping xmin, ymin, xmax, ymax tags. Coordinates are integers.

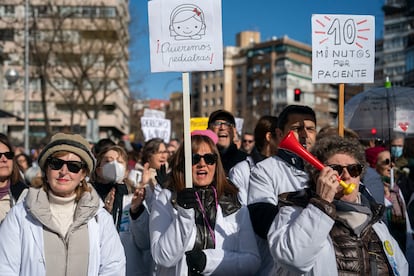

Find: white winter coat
<box><xmin>247</xmin><ymin>155</ymin><xmax>309</xmax><ymax>275</ymax></box>
<box><xmin>0</xmin><ymin>188</ymin><xmax>126</xmax><ymax>276</ymax></box>
<box><xmin>150</xmin><ymin>188</ymin><xmax>260</xmax><ymax>275</ymax></box>
<box><xmin>268</xmin><ymin>203</ymin><xmax>409</xmax><ymax>275</ymax></box>
<box><xmin>122</xmin><ymin>184</ymin><xmax>161</xmax><ymax>276</ymax></box>
<box><xmin>248</xmin><ymin>155</ymin><xmax>309</xmax><ymax>206</ymax></box>
<box><xmin>229</xmin><ymin>156</ymin><xmax>254</xmax><ymax>205</ymax></box>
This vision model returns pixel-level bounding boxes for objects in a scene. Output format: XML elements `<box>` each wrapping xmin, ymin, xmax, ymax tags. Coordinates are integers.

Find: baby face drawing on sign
<box><xmin>169</xmin><ymin>4</ymin><xmax>206</xmax><ymax>40</ymax></box>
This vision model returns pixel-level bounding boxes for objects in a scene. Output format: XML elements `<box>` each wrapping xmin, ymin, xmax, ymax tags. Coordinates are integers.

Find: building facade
<box><xmin>381</xmin><ymin>0</ymin><xmax>414</xmax><ymax>86</ymax></box>
<box><xmin>0</xmin><ymin>0</ymin><xmax>130</xmax><ymax>147</ymax></box>
<box><xmin>191</xmin><ymin>31</ymin><xmax>338</xmax><ymax>132</ymax></box>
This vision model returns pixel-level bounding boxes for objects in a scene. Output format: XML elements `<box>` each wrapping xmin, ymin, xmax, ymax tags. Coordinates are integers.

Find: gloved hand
<box><xmin>155</xmin><ymin>164</ymin><xmax>168</xmax><ymax>188</ymax></box>
<box><xmin>176</xmin><ymin>188</ymin><xmax>198</xmax><ymax>209</ymax></box>
<box><xmin>186</xmin><ymin>250</ymin><xmax>206</xmax><ymax>275</ymax></box>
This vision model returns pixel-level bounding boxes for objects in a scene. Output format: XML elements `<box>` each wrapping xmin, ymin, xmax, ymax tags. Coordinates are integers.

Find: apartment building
<box><xmin>380</xmin><ymin>0</ymin><xmax>414</xmax><ymax>86</ymax></box>
<box><xmin>0</xmin><ymin>0</ymin><xmax>130</xmax><ymax>147</ymax></box>
<box><xmin>191</xmin><ymin>31</ymin><xmax>338</xmax><ymax>132</ymax></box>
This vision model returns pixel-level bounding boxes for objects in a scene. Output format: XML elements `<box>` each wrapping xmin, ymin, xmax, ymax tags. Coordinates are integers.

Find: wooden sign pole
<box><xmin>338</xmin><ymin>83</ymin><xmax>345</xmax><ymax>137</ymax></box>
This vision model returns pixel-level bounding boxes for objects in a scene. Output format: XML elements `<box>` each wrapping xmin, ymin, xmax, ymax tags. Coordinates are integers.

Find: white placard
<box><xmin>235</xmin><ymin>117</ymin><xmax>244</xmax><ymax>136</ymax></box>
<box><xmin>143</xmin><ymin>108</ymin><xmax>166</xmax><ymax>119</ymax></box>
<box><xmin>148</xmin><ymin>0</ymin><xmax>223</xmax><ymax>72</ymax></box>
<box><xmin>395</xmin><ymin>109</ymin><xmax>414</xmax><ymax>134</ymax></box>
<box><xmin>312</xmin><ymin>14</ymin><xmax>375</xmax><ymax>83</ymax></box>
<box><xmin>141</xmin><ymin>117</ymin><xmax>171</xmax><ymax>143</ymax></box>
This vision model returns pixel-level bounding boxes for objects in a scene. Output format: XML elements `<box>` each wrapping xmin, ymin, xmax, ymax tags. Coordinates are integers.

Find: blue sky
<box><xmin>128</xmin><ymin>0</ymin><xmax>384</xmax><ymax>100</ymax></box>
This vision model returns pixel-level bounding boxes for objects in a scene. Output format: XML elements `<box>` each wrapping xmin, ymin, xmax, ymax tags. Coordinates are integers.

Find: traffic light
<box><xmin>294</xmin><ymin>88</ymin><xmax>301</xmax><ymax>101</ymax></box>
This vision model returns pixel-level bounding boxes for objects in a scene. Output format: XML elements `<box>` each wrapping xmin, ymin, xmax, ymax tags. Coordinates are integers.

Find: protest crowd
<box><xmin>1</xmin><ymin>105</ymin><xmax>414</xmax><ymax>275</ymax></box>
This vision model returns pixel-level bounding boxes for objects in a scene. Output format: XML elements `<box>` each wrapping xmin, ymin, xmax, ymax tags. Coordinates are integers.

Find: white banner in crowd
<box><xmin>143</xmin><ymin>108</ymin><xmax>166</xmax><ymax>119</ymax></box>
<box><xmin>395</xmin><ymin>109</ymin><xmax>414</xmax><ymax>134</ymax></box>
<box><xmin>311</xmin><ymin>14</ymin><xmax>375</xmax><ymax>83</ymax></box>
<box><xmin>148</xmin><ymin>0</ymin><xmax>223</xmax><ymax>72</ymax></box>
<box><xmin>141</xmin><ymin>117</ymin><xmax>171</xmax><ymax>143</ymax></box>
<box><xmin>235</xmin><ymin>117</ymin><xmax>244</xmax><ymax>136</ymax></box>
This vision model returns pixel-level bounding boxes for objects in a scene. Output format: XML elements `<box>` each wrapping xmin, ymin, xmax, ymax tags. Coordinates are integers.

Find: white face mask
<box><xmin>101</xmin><ymin>160</ymin><xmax>126</xmax><ymax>184</ymax></box>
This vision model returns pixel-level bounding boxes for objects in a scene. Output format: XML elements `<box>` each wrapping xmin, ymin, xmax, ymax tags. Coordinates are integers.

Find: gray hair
<box><xmin>24</xmin><ymin>166</ymin><xmax>42</xmax><ymax>185</ymax></box>
<box><xmin>306</xmin><ymin>135</ymin><xmax>367</xmax><ymax>187</ymax></box>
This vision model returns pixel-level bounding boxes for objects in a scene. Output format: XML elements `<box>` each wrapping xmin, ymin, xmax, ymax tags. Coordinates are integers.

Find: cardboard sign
<box><xmin>312</xmin><ymin>14</ymin><xmax>375</xmax><ymax>83</ymax></box>
<box><xmin>148</xmin><ymin>0</ymin><xmax>223</xmax><ymax>72</ymax></box>
<box><xmin>141</xmin><ymin>117</ymin><xmax>171</xmax><ymax>143</ymax></box>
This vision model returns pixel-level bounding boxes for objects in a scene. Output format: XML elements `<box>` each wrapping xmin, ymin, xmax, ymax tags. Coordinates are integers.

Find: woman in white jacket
<box><xmin>0</xmin><ymin>133</ymin><xmax>125</xmax><ymax>276</ymax></box>
<box><xmin>268</xmin><ymin>135</ymin><xmax>408</xmax><ymax>275</ymax></box>
<box><xmin>150</xmin><ymin>130</ymin><xmax>260</xmax><ymax>275</ymax></box>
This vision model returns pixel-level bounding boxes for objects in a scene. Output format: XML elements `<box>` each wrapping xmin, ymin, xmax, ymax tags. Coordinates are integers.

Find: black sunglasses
<box><xmin>380</xmin><ymin>158</ymin><xmax>391</xmax><ymax>165</ymax></box>
<box><xmin>192</xmin><ymin>153</ymin><xmax>217</xmax><ymax>165</ymax></box>
<box><xmin>327</xmin><ymin>164</ymin><xmax>364</xmax><ymax>178</ymax></box>
<box><xmin>47</xmin><ymin>157</ymin><xmax>85</xmax><ymax>173</ymax></box>
<box><xmin>0</xmin><ymin>151</ymin><xmax>14</xmax><ymax>160</ymax></box>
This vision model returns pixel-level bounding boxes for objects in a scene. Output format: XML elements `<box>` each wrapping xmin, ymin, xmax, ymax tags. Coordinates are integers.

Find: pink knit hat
<box><xmin>191</xmin><ymin>129</ymin><xmax>218</xmax><ymax>144</ymax></box>
<box><xmin>365</xmin><ymin>146</ymin><xmax>386</xmax><ymax>168</ymax></box>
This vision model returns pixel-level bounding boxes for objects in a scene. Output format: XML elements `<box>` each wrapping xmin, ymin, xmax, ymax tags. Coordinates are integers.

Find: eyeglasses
<box><xmin>243</xmin><ymin>140</ymin><xmax>254</xmax><ymax>143</ymax></box>
<box><xmin>211</xmin><ymin>121</ymin><xmax>233</xmax><ymax>129</ymax></box>
<box><xmin>327</xmin><ymin>164</ymin><xmax>364</xmax><ymax>178</ymax></box>
<box><xmin>0</xmin><ymin>151</ymin><xmax>14</xmax><ymax>160</ymax></box>
<box><xmin>192</xmin><ymin>153</ymin><xmax>217</xmax><ymax>165</ymax></box>
<box><xmin>47</xmin><ymin>157</ymin><xmax>85</xmax><ymax>173</ymax></box>
<box><xmin>379</xmin><ymin>158</ymin><xmax>391</xmax><ymax>165</ymax></box>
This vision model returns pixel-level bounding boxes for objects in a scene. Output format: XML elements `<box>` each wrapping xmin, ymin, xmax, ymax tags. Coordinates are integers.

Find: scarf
<box><xmin>93</xmin><ymin>182</ymin><xmax>129</xmax><ymax>231</ymax></box>
<box><xmin>0</xmin><ymin>181</ymin><xmax>10</xmax><ymax>200</ymax></box>
<box><xmin>334</xmin><ymin>194</ymin><xmax>372</xmax><ymax>236</ymax></box>
<box><xmin>112</xmin><ymin>183</ymin><xmax>129</xmax><ymax>231</ymax></box>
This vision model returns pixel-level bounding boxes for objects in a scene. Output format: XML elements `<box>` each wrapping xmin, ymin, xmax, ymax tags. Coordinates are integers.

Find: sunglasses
<box><xmin>379</xmin><ymin>158</ymin><xmax>391</xmax><ymax>165</ymax></box>
<box><xmin>243</xmin><ymin>140</ymin><xmax>254</xmax><ymax>143</ymax></box>
<box><xmin>47</xmin><ymin>157</ymin><xmax>85</xmax><ymax>173</ymax></box>
<box><xmin>192</xmin><ymin>153</ymin><xmax>217</xmax><ymax>165</ymax></box>
<box><xmin>0</xmin><ymin>151</ymin><xmax>14</xmax><ymax>160</ymax></box>
<box><xmin>327</xmin><ymin>164</ymin><xmax>364</xmax><ymax>178</ymax></box>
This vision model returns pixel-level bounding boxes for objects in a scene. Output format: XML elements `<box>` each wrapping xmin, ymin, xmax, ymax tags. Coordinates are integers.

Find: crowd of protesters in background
<box><xmin>1</xmin><ymin>106</ymin><xmax>414</xmax><ymax>275</ymax></box>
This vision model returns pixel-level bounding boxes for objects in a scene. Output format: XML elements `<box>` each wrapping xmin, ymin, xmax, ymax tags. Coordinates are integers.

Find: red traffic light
<box><xmin>294</xmin><ymin>88</ymin><xmax>301</xmax><ymax>101</ymax></box>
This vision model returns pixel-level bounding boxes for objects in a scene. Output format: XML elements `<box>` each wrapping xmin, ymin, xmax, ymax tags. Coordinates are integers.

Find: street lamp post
<box><xmin>24</xmin><ymin>0</ymin><xmax>30</xmax><ymax>154</ymax></box>
<box><xmin>3</xmin><ymin>0</ymin><xmax>30</xmax><ymax>153</ymax></box>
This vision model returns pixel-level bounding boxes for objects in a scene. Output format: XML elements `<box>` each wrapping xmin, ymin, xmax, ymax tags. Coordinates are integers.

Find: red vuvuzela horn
<box><xmin>278</xmin><ymin>131</ymin><xmax>355</xmax><ymax>195</ymax></box>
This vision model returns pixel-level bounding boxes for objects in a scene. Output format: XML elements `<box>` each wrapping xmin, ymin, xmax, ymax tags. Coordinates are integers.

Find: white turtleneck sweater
<box><xmin>48</xmin><ymin>192</ymin><xmax>77</xmax><ymax>237</ymax></box>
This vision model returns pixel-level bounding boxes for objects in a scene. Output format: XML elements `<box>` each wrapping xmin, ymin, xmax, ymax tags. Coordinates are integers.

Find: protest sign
<box><xmin>190</xmin><ymin>117</ymin><xmax>209</xmax><ymax>131</ymax></box>
<box><xmin>312</xmin><ymin>14</ymin><xmax>375</xmax><ymax>83</ymax></box>
<box><xmin>143</xmin><ymin>108</ymin><xmax>166</xmax><ymax>119</ymax></box>
<box><xmin>148</xmin><ymin>0</ymin><xmax>223</xmax><ymax>72</ymax></box>
<box><xmin>141</xmin><ymin>117</ymin><xmax>171</xmax><ymax>143</ymax></box>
